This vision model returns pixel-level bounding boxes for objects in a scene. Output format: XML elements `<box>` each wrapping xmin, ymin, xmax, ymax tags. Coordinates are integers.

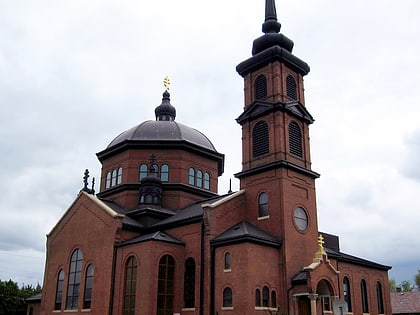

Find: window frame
<box><xmin>161</xmin><ymin>164</ymin><xmax>169</xmax><ymax>182</ymax></box>
<box><xmin>224</xmin><ymin>252</ymin><xmax>231</xmax><ymax>271</ymax></box>
<box><xmin>222</xmin><ymin>287</ymin><xmax>233</xmax><ymax>308</ymax></box>
<box><xmin>157</xmin><ymin>255</ymin><xmax>175</xmax><ymax>315</ymax></box>
<box><xmin>252</xmin><ymin>121</ymin><xmax>269</xmax><ymax>158</ymax></box>
<box><xmin>288</xmin><ymin>121</ymin><xmax>303</xmax><ymax>158</ymax></box>
<box><xmin>83</xmin><ymin>264</ymin><xmax>94</xmax><ymax>309</ymax></box>
<box><xmin>204</xmin><ymin>172</ymin><xmax>210</xmax><ymax>190</ymax></box>
<box><xmin>258</xmin><ymin>192</ymin><xmax>269</xmax><ymax>218</ymax></box>
<box><xmin>139</xmin><ymin>164</ymin><xmax>148</xmax><ymax>181</ymax></box>
<box><xmin>66</xmin><ymin>249</ymin><xmax>83</xmax><ymax>310</ymax></box>
<box><xmin>361</xmin><ymin>279</ymin><xmax>369</xmax><ymax>313</ymax></box>
<box><xmin>183</xmin><ymin>258</ymin><xmax>196</xmax><ymax>309</ymax></box>
<box><xmin>54</xmin><ymin>269</ymin><xmax>64</xmax><ymax>310</ymax></box>
<box><xmin>196</xmin><ymin>170</ymin><xmax>203</xmax><ymax>188</ymax></box>
<box><xmin>343</xmin><ymin>277</ymin><xmax>352</xmax><ymax>312</ymax></box>
<box><xmin>188</xmin><ymin>168</ymin><xmax>195</xmax><ymax>186</ymax></box>
<box><xmin>123</xmin><ymin>256</ymin><xmax>137</xmax><ymax>315</ymax></box>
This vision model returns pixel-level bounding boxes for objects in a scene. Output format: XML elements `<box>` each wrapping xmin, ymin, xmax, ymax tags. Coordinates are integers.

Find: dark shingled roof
<box><xmin>117</xmin><ymin>231</ymin><xmax>185</xmax><ymax>247</ymax></box>
<box><xmin>211</xmin><ymin>221</ymin><xmax>281</xmax><ymax>248</ymax></box>
<box><xmin>391</xmin><ymin>291</ymin><xmax>420</xmax><ymax>314</ymax></box>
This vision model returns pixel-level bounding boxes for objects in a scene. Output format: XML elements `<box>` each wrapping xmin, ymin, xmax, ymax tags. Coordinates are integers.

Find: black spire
<box><xmin>155</xmin><ymin>77</ymin><xmax>176</xmax><ymax>121</ymax></box>
<box><xmin>251</xmin><ymin>0</ymin><xmax>294</xmax><ymax>55</ymax></box>
<box><xmin>81</xmin><ymin>169</ymin><xmax>95</xmax><ymax>195</ymax></box>
<box><xmin>262</xmin><ymin>0</ymin><xmax>281</xmax><ymax>33</ymax></box>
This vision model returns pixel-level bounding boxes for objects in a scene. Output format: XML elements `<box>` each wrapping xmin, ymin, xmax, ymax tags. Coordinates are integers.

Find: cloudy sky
<box><xmin>1</xmin><ymin>0</ymin><xmax>419</xmax><ymax>287</ymax></box>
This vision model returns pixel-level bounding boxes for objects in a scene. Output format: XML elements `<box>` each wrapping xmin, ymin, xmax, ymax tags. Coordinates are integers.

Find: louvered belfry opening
<box><xmin>286</xmin><ymin>75</ymin><xmax>297</xmax><ymax>100</ymax></box>
<box><xmin>288</xmin><ymin>121</ymin><xmax>303</xmax><ymax>157</ymax></box>
<box><xmin>252</xmin><ymin>121</ymin><xmax>269</xmax><ymax>158</ymax></box>
<box><xmin>255</xmin><ymin>74</ymin><xmax>268</xmax><ymax>100</ymax></box>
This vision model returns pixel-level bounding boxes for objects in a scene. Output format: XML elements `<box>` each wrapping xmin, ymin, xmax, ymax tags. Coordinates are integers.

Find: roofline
<box><xmin>47</xmin><ymin>191</ymin><xmax>124</xmax><ymax>237</ymax></box>
<box><xmin>202</xmin><ymin>190</ymin><xmax>245</xmax><ymax>208</ymax></box>
<box><xmin>235</xmin><ymin>160</ymin><xmax>320</xmax><ymax>179</ymax></box>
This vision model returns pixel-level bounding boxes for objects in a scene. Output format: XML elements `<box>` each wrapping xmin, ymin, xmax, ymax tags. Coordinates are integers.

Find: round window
<box><xmin>293</xmin><ymin>207</ymin><xmax>308</xmax><ymax>231</ymax></box>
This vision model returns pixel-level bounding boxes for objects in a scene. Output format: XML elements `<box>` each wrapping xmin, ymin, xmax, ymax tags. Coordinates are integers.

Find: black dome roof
<box><xmin>107</xmin><ymin>120</ymin><xmax>217</xmax><ymax>152</ymax></box>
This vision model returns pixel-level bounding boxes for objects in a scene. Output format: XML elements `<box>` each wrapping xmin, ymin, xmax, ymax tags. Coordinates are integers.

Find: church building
<box><xmin>28</xmin><ymin>1</ymin><xmax>392</xmax><ymax>314</ymax></box>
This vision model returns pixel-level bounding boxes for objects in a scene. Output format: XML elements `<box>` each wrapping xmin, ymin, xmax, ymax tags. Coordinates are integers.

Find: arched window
<box><xmin>361</xmin><ymin>279</ymin><xmax>369</xmax><ymax>313</ymax></box>
<box><xmin>196</xmin><ymin>170</ymin><xmax>203</xmax><ymax>188</ymax></box>
<box><xmin>189</xmin><ymin>168</ymin><xmax>195</xmax><ymax>186</ymax></box>
<box><xmin>286</xmin><ymin>75</ymin><xmax>297</xmax><ymax>100</ymax></box>
<box><xmin>157</xmin><ymin>255</ymin><xmax>175</xmax><ymax>315</ymax></box>
<box><xmin>343</xmin><ymin>277</ymin><xmax>352</xmax><ymax>312</ymax></box>
<box><xmin>117</xmin><ymin>167</ymin><xmax>122</xmax><ymax>185</ymax></box>
<box><xmin>255</xmin><ymin>289</ymin><xmax>261</xmax><ymax>307</ymax></box>
<box><xmin>105</xmin><ymin>172</ymin><xmax>111</xmax><ymax>189</ymax></box>
<box><xmin>66</xmin><ymin>249</ymin><xmax>83</xmax><ymax>310</ymax></box>
<box><xmin>139</xmin><ymin>164</ymin><xmax>148</xmax><ymax>181</ymax></box>
<box><xmin>262</xmin><ymin>286</ymin><xmax>269</xmax><ymax>307</ymax></box>
<box><xmin>204</xmin><ymin>172</ymin><xmax>210</xmax><ymax>190</ymax></box>
<box><xmin>271</xmin><ymin>290</ymin><xmax>277</xmax><ymax>308</ymax></box>
<box><xmin>111</xmin><ymin>169</ymin><xmax>117</xmax><ymax>187</ymax></box>
<box><xmin>253</xmin><ymin>121</ymin><xmax>269</xmax><ymax>158</ymax></box>
<box><xmin>184</xmin><ymin>258</ymin><xmax>196</xmax><ymax>308</ymax></box>
<box><xmin>83</xmin><ymin>264</ymin><xmax>94</xmax><ymax>309</ymax></box>
<box><xmin>377</xmin><ymin>282</ymin><xmax>384</xmax><ymax>314</ymax></box>
<box><xmin>223</xmin><ymin>287</ymin><xmax>233</xmax><ymax>307</ymax></box>
<box><xmin>124</xmin><ymin>256</ymin><xmax>137</xmax><ymax>315</ymax></box>
<box><xmin>224</xmin><ymin>252</ymin><xmax>231</xmax><ymax>270</ymax></box>
<box><xmin>289</xmin><ymin>121</ymin><xmax>303</xmax><ymax>157</ymax></box>
<box><xmin>255</xmin><ymin>74</ymin><xmax>267</xmax><ymax>100</ymax></box>
<box><xmin>258</xmin><ymin>192</ymin><xmax>269</xmax><ymax>217</ymax></box>
<box><xmin>161</xmin><ymin>164</ymin><xmax>169</xmax><ymax>182</ymax></box>
<box><xmin>54</xmin><ymin>269</ymin><xmax>64</xmax><ymax>310</ymax></box>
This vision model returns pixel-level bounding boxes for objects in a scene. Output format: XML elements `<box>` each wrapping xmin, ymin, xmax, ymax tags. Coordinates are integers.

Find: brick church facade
<box><xmin>28</xmin><ymin>1</ymin><xmax>392</xmax><ymax>314</ymax></box>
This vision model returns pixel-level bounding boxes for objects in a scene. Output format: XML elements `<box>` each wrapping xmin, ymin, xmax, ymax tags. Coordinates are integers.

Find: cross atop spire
<box><xmin>262</xmin><ymin>0</ymin><xmax>281</xmax><ymax>33</ymax></box>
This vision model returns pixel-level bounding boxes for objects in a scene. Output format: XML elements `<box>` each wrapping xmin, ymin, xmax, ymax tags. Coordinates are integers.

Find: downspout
<box><xmin>200</xmin><ymin>221</ymin><xmax>205</xmax><ymax>315</ymax></box>
<box><xmin>108</xmin><ymin>245</ymin><xmax>117</xmax><ymax>315</ymax></box>
<box><xmin>210</xmin><ymin>244</ymin><xmax>215</xmax><ymax>315</ymax></box>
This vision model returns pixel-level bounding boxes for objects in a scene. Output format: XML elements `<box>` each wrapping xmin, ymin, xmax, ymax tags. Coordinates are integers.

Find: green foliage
<box><xmin>0</xmin><ymin>279</ymin><xmax>42</xmax><ymax>315</ymax></box>
<box><xmin>389</xmin><ymin>279</ymin><xmax>397</xmax><ymax>292</ymax></box>
<box><xmin>415</xmin><ymin>269</ymin><xmax>420</xmax><ymax>289</ymax></box>
<box><xmin>400</xmin><ymin>280</ymin><xmax>414</xmax><ymax>292</ymax></box>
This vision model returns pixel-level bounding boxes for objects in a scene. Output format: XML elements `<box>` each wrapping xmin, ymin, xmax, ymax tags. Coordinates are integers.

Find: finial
<box><xmin>81</xmin><ymin>169</ymin><xmax>95</xmax><ymax>195</ymax></box>
<box><xmin>317</xmin><ymin>234</ymin><xmax>327</xmax><ymax>255</ymax></box>
<box><xmin>262</xmin><ymin>0</ymin><xmax>281</xmax><ymax>33</ymax></box>
<box><xmin>228</xmin><ymin>178</ymin><xmax>232</xmax><ymax>193</ymax></box>
<box><xmin>149</xmin><ymin>154</ymin><xmax>158</xmax><ymax>175</ymax></box>
<box><xmin>163</xmin><ymin>76</ymin><xmax>170</xmax><ymax>92</ymax></box>
<box><xmin>83</xmin><ymin>169</ymin><xmax>89</xmax><ymax>189</ymax></box>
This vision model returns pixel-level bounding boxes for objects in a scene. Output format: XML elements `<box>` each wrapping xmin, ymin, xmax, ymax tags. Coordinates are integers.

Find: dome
<box><xmin>107</xmin><ymin>120</ymin><xmax>218</xmax><ymax>152</ymax></box>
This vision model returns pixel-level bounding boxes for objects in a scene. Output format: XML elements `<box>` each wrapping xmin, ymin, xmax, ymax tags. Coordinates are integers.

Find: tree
<box><xmin>389</xmin><ymin>279</ymin><xmax>397</xmax><ymax>292</ymax></box>
<box><xmin>400</xmin><ymin>280</ymin><xmax>414</xmax><ymax>292</ymax></box>
<box><xmin>0</xmin><ymin>279</ymin><xmax>42</xmax><ymax>315</ymax></box>
<box><xmin>415</xmin><ymin>269</ymin><xmax>420</xmax><ymax>290</ymax></box>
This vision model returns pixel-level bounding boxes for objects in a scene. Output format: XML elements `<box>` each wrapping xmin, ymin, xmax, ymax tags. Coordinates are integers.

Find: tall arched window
<box><xmin>343</xmin><ymin>277</ymin><xmax>352</xmax><ymax>312</ymax></box>
<box><xmin>224</xmin><ymin>252</ymin><xmax>231</xmax><ymax>270</ymax></box>
<box><xmin>286</xmin><ymin>75</ymin><xmax>297</xmax><ymax>100</ymax></box>
<box><xmin>139</xmin><ymin>164</ymin><xmax>148</xmax><ymax>181</ymax></box>
<box><xmin>288</xmin><ymin>121</ymin><xmax>303</xmax><ymax>157</ymax></box>
<box><xmin>271</xmin><ymin>290</ymin><xmax>277</xmax><ymax>308</ymax></box>
<box><xmin>255</xmin><ymin>74</ymin><xmax>267</xmax><ymax>100</ymax></box>
<box><xmin>223</xmin><ymin>287</ymin><xmax>233</xmax><ymax>307</ymax></box>
<box><xmin>258</xmin><ymin>192</ymin><xmax>269</xmax><ymax>217</ymax></box>
<box><xmin>253</xmin><ymin>121</ymin><xmax>269</xmax><ymax>158</ymax></box>
<box><xmin>361</xmin><ymin>279</ymin><xmax>369</xmax><ymax>313</ymax></box>
<box><xmin>124</xmin><ymin>256</ymin><xmax>137</xmax><ymax>315</ymax></box>
<box><xmin>66</xmin><ymin>249</ymin><xmax>83</xmax><ymax>310</ymax></box>
<box><xmin>157</xmin><ymin>255</ymin><xmax>175</xmax><ymax>315</ymax></box>
<box><xmin>54</xmin><ymin>269</ymin><xmax>64</xmax><ymax>310</ymax></box>
<box><xmin>111</xmin><ymin>169</ymin><xmax>117</xmax><ymax>187</ymax></box>
<box><xmin>83</xmin><ymin>264</ymin><xmax>94</xmax><ymax>309</ymax></box>
<box><xmin>161</xmin><ymin>164</ymin><xmax>169</xmax><ymax>182</ymax></box>
<box><xmin>196</xmin><ymin>170</ymin><xmax>203</xmax><ymax>188</ymax></box>
<box><xmin>105</xmin><ymin>172</ymin><xmax>111</xmax><ymax>189</ymax></box>
<box><xmin>184</xmin><ymin>258</ymin><xmax>196</xmax><ymax>308</ymax></box>
<box><xmin>255</xmin><ymin>289</ymin><xmax>261</xmax><ymax>307</ymax></box>
<box><xmin>262</xmin><ymin>286</ymin><xmax>269</xmax><ymax>307</ymax></box>
<box><xmin>204</xmin><ymin>172</ymin><xmax>210</xmax><ymax>190</ymax></box>
<box><xmin>376</xmin><ymin>282</ymin><xmax>384</xmax><ymax>314</ymax></box>
<box><xmin>117</xmin><ymin>167</ymin><xmax>123</xmax><ymax>185</ymax></box>
<box><xmin>189</xmin><ymin>168</ymin><xmax>195</xmax><ymax>185</ymax></box>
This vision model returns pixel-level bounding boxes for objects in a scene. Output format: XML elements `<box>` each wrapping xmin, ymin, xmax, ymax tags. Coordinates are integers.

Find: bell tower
<box><xmin>235</xmin><ymin>0</ymin><xmax>320</xmax><ymax>280</ymax></box>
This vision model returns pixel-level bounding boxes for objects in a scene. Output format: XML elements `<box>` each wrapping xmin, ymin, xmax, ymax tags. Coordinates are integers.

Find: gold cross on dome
<box><xmin>318</xmin><ymin>234</ymin><xmax>326</xmax><ymax>254</ymax></box>
<box><xmin>163</xmin><ymin>76</ymin><xmax>170</xmax><ymax>91</ymax></box>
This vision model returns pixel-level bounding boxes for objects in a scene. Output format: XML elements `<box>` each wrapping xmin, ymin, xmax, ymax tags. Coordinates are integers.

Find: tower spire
<box><xmin>262</xmin><ymin>0</ymin><xmax>281</xmax><ymax>33</ymax></box>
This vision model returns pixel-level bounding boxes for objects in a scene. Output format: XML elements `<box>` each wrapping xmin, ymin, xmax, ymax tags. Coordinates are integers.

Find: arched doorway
<box><xmin>317</xmin><ymin>279</ymin><xmax>335</xmax><ymax>314</ymax></box>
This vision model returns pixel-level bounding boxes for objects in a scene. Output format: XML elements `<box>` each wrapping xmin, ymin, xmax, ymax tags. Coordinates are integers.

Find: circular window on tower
<box><xmin>293</xmin><ymin>207</ymin><xmax>309</xmax><ymax>231</ymax></box>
